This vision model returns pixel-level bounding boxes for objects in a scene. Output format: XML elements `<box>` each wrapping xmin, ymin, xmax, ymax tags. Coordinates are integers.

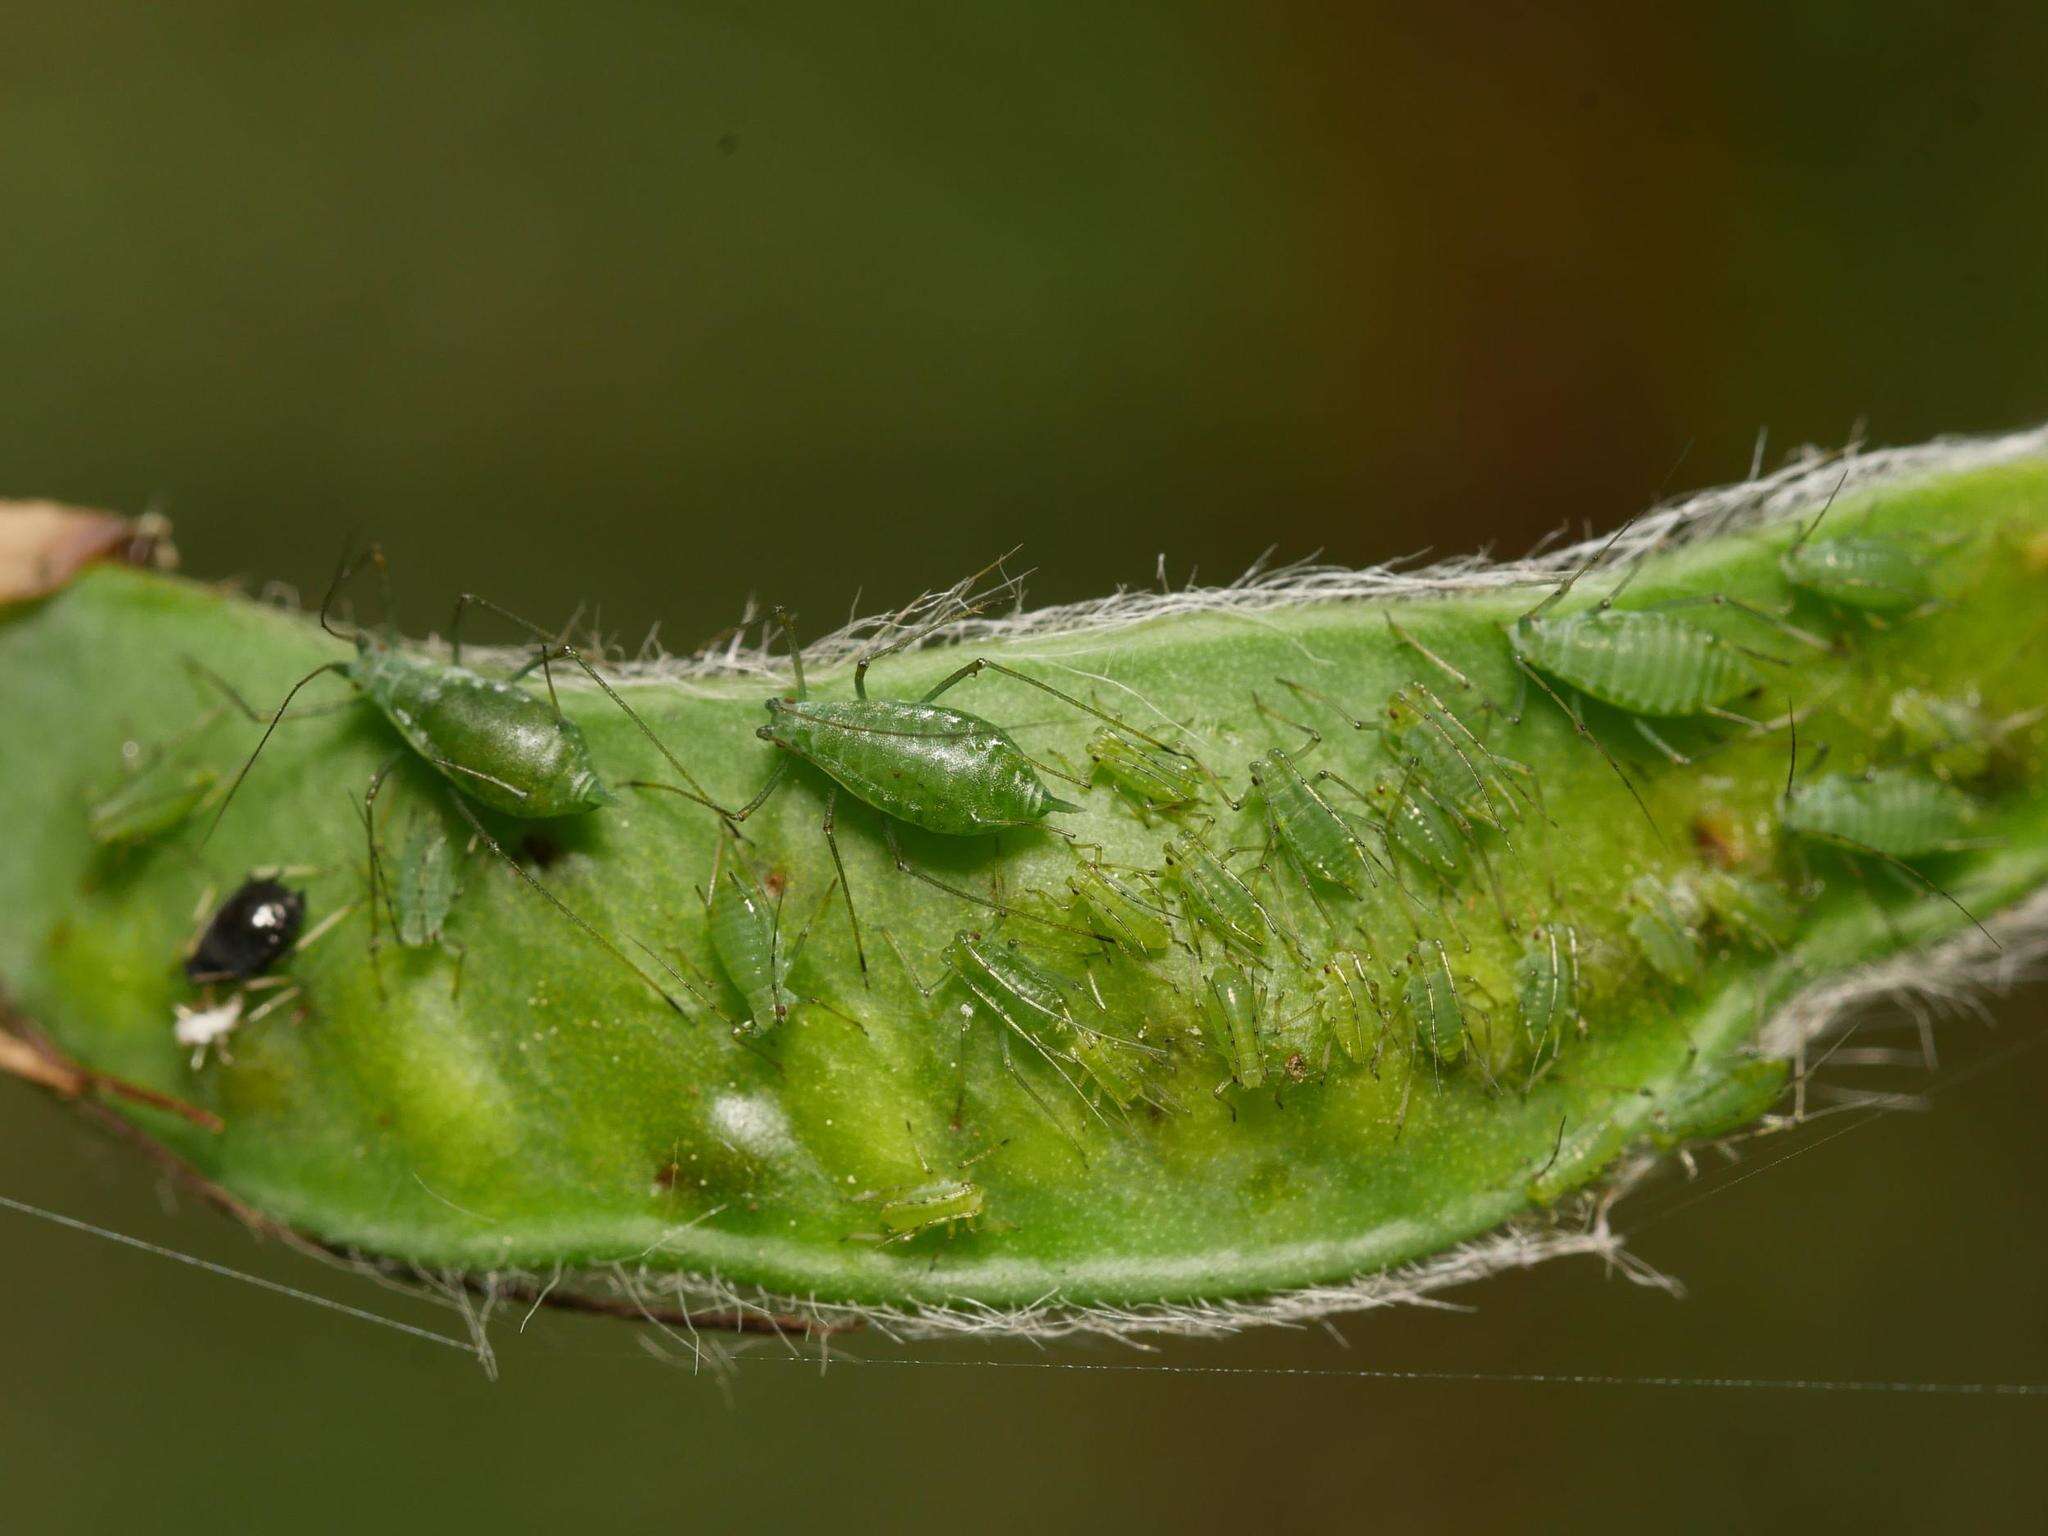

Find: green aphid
<box><xmin>366</xmin><ymin>799</ymin><xmax>467</xmax><ymax>992</ymax></box>
<box><xmin>1780</xmin><ymin>492</ymin><xmax>1933</xmax><ymax>615</ymax></box>
<box><xmin>1369</xmin><ymin>773</ymin><xmax>1464</xmax><ymax>878</ymax></box>
<box><xmin>1885</xmin><ymin>690</ymin><xmax>2001</xmax><ymax>783</ymax></box>
<box><xmin>87</xmin><ymin>764</ymin><xmax>221</xmax><ymax>848</ymax></box>
<box><xmin>1650</xmin><ymin>1057</ymin><xmax>1791</xmax><ymax>1148</ymax></box>
<box><xmin>1087</xmin><ymin>728</ymin><xmax>1207</xmax><ymax>812</ymax></box>
<box><xmin>1163</xmin><ymin>831</ymin><xmax>1271</xmax><ymax>955</ymax></box>
<box><xmin>1626</xmin><ymin>875</ymin><xmax>1703</xmax><ymax>986</ymax></box>
<box><xmin>1246</xmin><ymin>749</ymin><xmax>1381</xmax><ymax>896</ymax></box>
<box><xmin>1692</xmin><ymin>870</ymin><xmax>1800</xmax><ymax>951</ymax></box>
<box><xmin>1403</xmin><ymin>938</ymin><xmax>1469</xmax><ymax>1065</ymax></box>
<box><xmin>1008</xmin><ymin>886</ymin><xmax>1106</xmax><ymax>956</ymax></box>
<box><xmin>1202</xmin><ymin>962</ymin><xmax>1269</xmax><ymax>1093</ymax></box>
<box><xmin>705</xmin><ymin>842</ymin><xmax>831</xmax><ymax>1033</ymax></box>
<box><xmin>1514</xmin><ymin>923</ymin><xmax>1581</xmax><ymax>1062</ymax></box>
<box><xmin>1068</xmin><ymin>863</ymin><xmax>1173</xmax><ymax>955</ymax></box>
<box><xmin>871</xmin><ymin>1176</ymin><xmax>986</xmax><ymax>1242</ymax></box>
<box><xmin>1311</xmin><ymin>949</ymin><xmax>1387</xmax><ymax>1065</ymax></box>
<box><xmin>1382</xmin><ymin>682</ymin><xmax>1536</xmax><ymax>831</ymax></box>
<box><xmin>1266</xmin><ymin>998</ymin><xmax>1333</xmax><ymax>1083</ymax></box>
<box><xmin>1066</xmin><ymin>1025</ymin><xmax>1155</xmax><ymax>1109</ymax></box>
<box><xmin>1782</xmin><ymin>769</ymin><xmax>1985</xmax><ymax>860</ymax></box>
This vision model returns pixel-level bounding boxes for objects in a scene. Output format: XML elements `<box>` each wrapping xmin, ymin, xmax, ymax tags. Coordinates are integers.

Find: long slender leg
<box><xmin>1514</xmin><ymin>658</ymin><xmax>1666</xmax><ymax>847</ymax></box>
<box><xmin>443</xmin><ymin>792</ymin><xmax>693</xmax><ymax>1016</ymax></box>
<box><xmin>204</xmin><ymin>661</ymin><xmax>352</xmax><ymax>842</ymax></box>
<box><xmin>361</xmin><ymin>753</ymin><xmax>406</xmax><ymax>995</ymax></box>
<box><xmin>819</xmin><ymin>787</ymin><xmax>868</xmax><ymax>982</ymax></box>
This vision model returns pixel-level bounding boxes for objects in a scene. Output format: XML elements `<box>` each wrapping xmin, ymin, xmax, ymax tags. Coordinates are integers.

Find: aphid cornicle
<box><xmin>186</xmin><ymin>877</ymin><xmax>306</xmax><ymax>983</ymax></box>
<box><xmin>1781</xmin><ymin>768</ymin><xmax>1985</xmax><ymax>860</ymax></box>
<box><xmin>216</xmin><ymin>545</ymin><xmax>700</xmax><ymax>1013</ymax></box>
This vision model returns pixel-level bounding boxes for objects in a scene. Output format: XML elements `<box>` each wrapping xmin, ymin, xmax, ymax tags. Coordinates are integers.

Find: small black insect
<box><xmin>185</xmin><ymin>876</ymin><xmax>307</xmax><ymax>983</ymax></box>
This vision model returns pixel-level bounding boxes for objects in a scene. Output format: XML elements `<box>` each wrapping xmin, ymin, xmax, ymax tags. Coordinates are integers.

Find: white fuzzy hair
<box><xmin>390</xmin><ymin>422</ymin><xmax>2048</xmax><ymax>1350</ymax></box>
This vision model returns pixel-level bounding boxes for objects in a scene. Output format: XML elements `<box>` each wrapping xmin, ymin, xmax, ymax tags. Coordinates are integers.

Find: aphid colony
<box><xmin>116</xmin><ymin>496</ymin><xmax>2034</xmax><ymax>1244</ymax></box>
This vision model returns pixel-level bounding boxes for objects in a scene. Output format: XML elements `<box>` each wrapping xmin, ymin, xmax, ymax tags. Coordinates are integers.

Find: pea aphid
<box><xmin>1514</xmin><ymin>923</ymin><xmax>1581</xmax><ymax>1062</ymax></box>
<box><xmin>1781</xmin><ymin>768</ymin><xmax>1986</xmax><ymax>860</ymax></box>
<box><xmin>1883</xmin><ymin>689</ymin><xmax>2042</xmax><ymax>785</ymax></box>
<box><xmin>856</xmin><ymin>1136</ymin><xmax>999</xmax><ymax>1245</ymax></box>
<box><xmin>1087</xmin><ymin>729</ymin><xmax>1207</xmax><ymax>814</ymax></box>
<box><xmin>211</xmin><ymin>546</ymin><xmax>695</xmax><ymax>1014</ymax></box>
<box><xmin>185</xmin><ymin>876</ymin><xmax>306</xmax><ymax>984</ymax></box>
<box><xmin>89</xmin><ymin>763</ymin><xmax>221</xmax><ymax>849</ymax></box>
<box><xmin>1692</xmin><ymin>871</ymin><xmax>1800</xmax><ymax>951</ymax></box>
<box><xmin>1311</xmin><ymin>950</ymin><xmax>1389</xmax><ymax>1067</ymax></box>
<box><xmin>1202</xmin><ymin>962</ymin><xmax>1270</xmax><ymax>1095</ymax></box>
<box><xmin>703</xmin><ymin>839</ymin><xmax>842</xmax><ymax>1036</ymax></box>
<box><xmin>360</xmin><ymin>766</ymin><xmax>467</xmax><ymax>994</ymax></box>
<box><xmin>1402</xmin><ymin>938</ymin><xmax>1471</xmax><ymax>1066</ymax></box>
<box><xmin>1625</xmin><ymin>875</ymin><xmax>1703</xmax><ymax>986</ymax></box>
<box><xmin>1650</xmin><ymin>1057</ymin><xmax>1791</xmax><ymax>1149</ymax></box>
<box><xmin>1068</xmin><ymin>863</ymin><xmax>1174</xmax><ymax>956</ymax></box>
<box><xmin>1780</xmin><ymin>477</ymin><xmax>1933</xmax><ymax>615</ymax></box>
<box><xmin>1161</xmin><ymin>830</ymin><xmax>1280</xmax><ymax>958</ymax></box>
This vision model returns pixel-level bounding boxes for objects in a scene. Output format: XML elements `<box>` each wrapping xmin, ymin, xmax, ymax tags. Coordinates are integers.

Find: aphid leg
<box><xmin>818</xmin><ymin>786</ymin><xmax>869</xmax><ymax>982</ymax></box>
<box><xmin>205</xmin><ymin>660</ymin><xmax>352</xmax><ymax>841</ymax></box>
<box><xmin>1630</xmin><ymin>718</ymin><xmax>1692</xmax><ymax>767</ymax></box>
<box><xmin>359</xmin><ymin>752</ymin><xmax>407</xmax><ymax>997</ymax></box>
<box><xmin>1630</xmin><ymin>593</ymin><xmax>1834</xmax><ymax>653</ymax></box>
<box><xmin>1810</xmin><ymin>832</ymin><xmax>2000</xmax><ymax>948</ymax></box>
<box><xmin>442</xmin><ymin>792</ymin><xmax>696</xmax><ymax>1015</ymax></box>
<box><xmin>1511</xmin><ymin>657</ymin><xmax>1666</xmax><ymax>847</ymax></box>
<box><xmin>1382</xmin><ymin>616</ymin><xmax>1487</xmax><ymax>698</ymax></box>
<box><xmin>447</xmin><ymin>592</ymin><xmax>725</xmax><ymax>813</ymax></box>
<box><xmin>1252</xmin><ymin>692</ymin><xmax>1324</xmax><ymax>763</ymax></box>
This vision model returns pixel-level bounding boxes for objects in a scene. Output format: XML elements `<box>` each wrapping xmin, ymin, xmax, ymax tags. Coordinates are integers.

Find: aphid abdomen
<box><xmin>875</xmin><ymin>1177</ymin><xmax>985</xmax><ymax>1240</ymax></box>
<box><xmin>1203</xmin><ymin>963</ymin><xmax>1267</xmax><ymax>1089</ymax></box>
<box><xmin>88</xmin><ymin>766</ymin><xmax>219</xmax><ymax>848</ymax></box>
<box><xmin>1373</xmin><ymin>778</ymin><xmax>1462</xmax><ymax>877</ymax></box>
<box><xmin>1514</xmin><ymin>923</ymin><xmax>1580</xmax><ymax>1052</ymax></box>
<box><xmin>1403</xmin><ymin>939</ymin><xmax>1466</xmax><ymax>1064</ymax></box>
<box><xmin>1626</xmin><ymin>875</ymin><xmax>1702</xmax><ymax>984</ymax></box>
<box><xmin>1163</xmin><ymin>834</ymin><xmax>1268</xmax><ymax>953</ymax></box>
<box><xmin>946</xmin><ymin>932</ymin><xmax>1075</xmax><ymax>1034</ymax></box>
<box><xmin>1087</xmin><ymin>729</ymin><xmax>1206</xmax><ymax>809</ymax></box>
<box><xmin>709</xmin><ymin>869</ymin><xmax>791</xmax><ymax>1032</ymax></box>
<box><xmin>1255</xmin><ymin>752</ymin><xmax>1371</xmax><ymax>894</ymax></box>
<box><xmin>392</xmin><ymin>818</ymin><xmax>460</xmax><ymax>948</ymax></box>
<box><xmin>1070</xmin><ymin>865</ymin><xmax>1173</xmax><ymax>955</ymax></box>
<box><xmin>1652</xmin><ymin>1058</ymin><xmax>1790</xmax><ymax>1148</ymax></box>
<box><xmin>1886</xmin><ymin>690</ymin><xmax>1995</xmax><ymax>782</ymax></box>
<box><xmin>352</xmin><ymin>641</ymin><xmax>608</xmax><ymax>818</ymax></box>
<box><xmin>1313</xmin><ymin>951</ymin><xmax>1385</xmax><ymax>1063</ymax></box>
<box><xmin>1782</xmin><ymin>538</ymin><xmax>1930</xmax><ymax>613</ymax></box>
<box><xmin>1783</xmin><ymin>770</ymin><xmax>1983</xmax><ymax>858</ymax></box>
<box><xmin>763</xmin><ymin>699</ymin><xmax>1065</xmax><ymax>836</ymax></box>
<box><xmin>1515</xmin><ymin>611</ymin><xmax>1755</xmax><ymax>716</ymax></box>
<box><xmin>1693</xmin><ymin>871</ymin><xmax>1799</xmax><ymax>950</ymax></box>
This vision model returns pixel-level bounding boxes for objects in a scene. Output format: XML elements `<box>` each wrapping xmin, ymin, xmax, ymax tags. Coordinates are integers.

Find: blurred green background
<box><xmin>5</xmin><ymin>3</ymin><xmax>2048</xmax><ymax>1530</ymax></box>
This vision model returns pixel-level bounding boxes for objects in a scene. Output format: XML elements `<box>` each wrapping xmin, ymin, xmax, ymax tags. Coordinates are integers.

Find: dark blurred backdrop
<box><xmin>5</xmin><ymin>4</ymin><xmax>2048</xmax><ymax>1531</ymax></box>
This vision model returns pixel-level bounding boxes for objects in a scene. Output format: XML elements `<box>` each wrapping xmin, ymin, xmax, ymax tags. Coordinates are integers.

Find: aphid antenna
<box><xmin>202</xmin><ymin>660</ymin><xmax>353</xmax><ymax>843</ymax></box>
<box><xmin>1588</xmin><ymin>437</ymin><xmax>1699</xmax><ymax>613</ymax></box>
<box><xmin>1782</xmin><ymin>464</ymin><xmax>1856</xmax><ymax>558</ymax></box>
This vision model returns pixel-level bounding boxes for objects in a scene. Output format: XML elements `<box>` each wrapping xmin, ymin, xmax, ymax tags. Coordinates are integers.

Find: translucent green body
<box><xmin>1782</xmin><ymin>769</ymin><xmax>1982</xmax><ymax>857</ymax></box>
<box><xmin>1511</xmin><ymin>609</ymin><xmax>1759</xmax><ymax>717</ymax></box>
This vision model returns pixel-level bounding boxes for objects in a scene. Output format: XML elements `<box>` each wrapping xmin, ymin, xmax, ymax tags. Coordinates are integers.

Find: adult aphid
<box><xmin>185</xmin><ymin>876</ymin><xmax>306</xmax><ymax>984</ymax></box>
<box><xmin>635</xmin><ymin>601</ymin><xmax>1170</xmax><ymax>971</ymax></box>
<box><xmin>210</xmin><ymin>545</ymin><xmax>696</xmax><ymax>1013</ymax></box>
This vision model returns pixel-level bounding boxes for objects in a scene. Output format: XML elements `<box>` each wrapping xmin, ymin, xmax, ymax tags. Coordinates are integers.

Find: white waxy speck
<box><xmin>708</xmin><ymin>1092</ymin><xmax>794</xmax><ymax>1158</ymax></box>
